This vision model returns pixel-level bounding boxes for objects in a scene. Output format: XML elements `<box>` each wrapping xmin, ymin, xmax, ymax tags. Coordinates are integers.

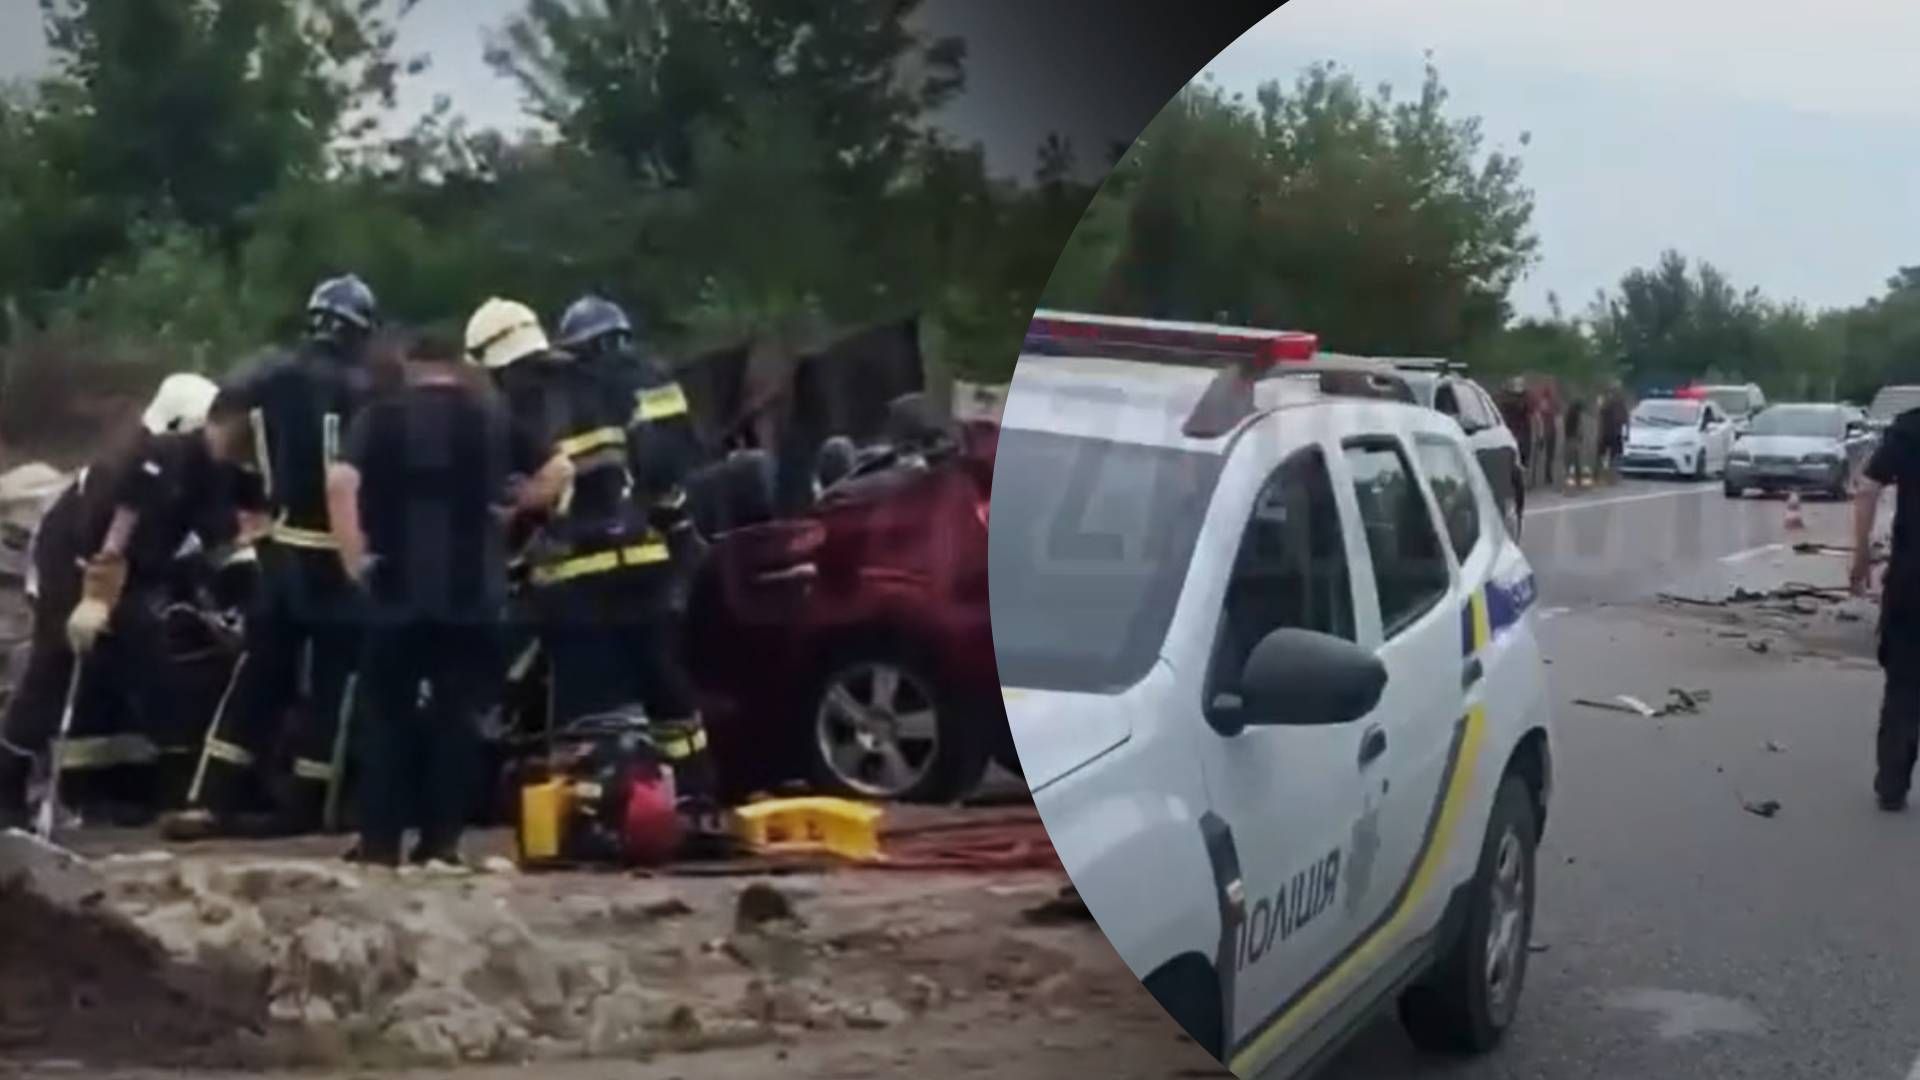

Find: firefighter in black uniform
<box><xmin>162</xmin><ymin>275</ymin><xmax>380</xmax><ymax>841</ymax></box>
<box><xmin>552</xmin><ymin>295</ymin><xmax>719</xmax><ymax>822</ymax></box>
<box><xmin>0</xmin><ymin>377</ymin><xmax>257</xmax><ymax>828</ymax></box>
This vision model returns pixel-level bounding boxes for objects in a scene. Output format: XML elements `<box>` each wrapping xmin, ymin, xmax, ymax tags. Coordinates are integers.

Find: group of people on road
<box><xmin>0</xmin><ymin>277</ymin><xmax>718</xmax><ymax>869</ymax></box>
<box><xmin>1496</xmin><ymin>379</ymin><xmax>1632</xmax><ymax>492</ymax></box>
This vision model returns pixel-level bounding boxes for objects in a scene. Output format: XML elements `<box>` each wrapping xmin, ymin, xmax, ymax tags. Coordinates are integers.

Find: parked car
<box><xmin>1000</xmin><ymin>311</ymin><xmax>1555</xmax><ymax>1076</ymax></box>
<box><xmin>1620</xmin><ymin>396</ymin><xmax>1737</xmax><ymax>479</ymax></box>
<box><xmin>684</xmin><ymin>410</ymin><xmax>1009</xmax><ymax>805</ymax></box>
<box><xmin>1723</xmin><ymin>402</ymin><xmax>1876</xmax><ymax>499</ymax></box>
<box><xmin>1386</xmin><ymin>360</ymin><xmax>1526</xmax><ymax>537</ymax></box>
<box><xmin>1867</xmin><ymin>385</ymin><xmax>1920</xmax><ymax>433</ymax></box>
<box><xmin>1688</xmin><ymin>383</ymin><xmax>1767</xmax><ymax>430</ymax></box>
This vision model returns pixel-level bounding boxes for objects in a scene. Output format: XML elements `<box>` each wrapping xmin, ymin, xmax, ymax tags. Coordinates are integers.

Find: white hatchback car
<box><xmin>992</xmin><ymin>312</ymin><xmax>1557</xmax><ymax>1079</ymax></box>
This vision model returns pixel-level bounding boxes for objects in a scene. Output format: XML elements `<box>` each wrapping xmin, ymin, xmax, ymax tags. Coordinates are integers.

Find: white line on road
<box><xmin>1719</xmin><ymin>543</ymin><xmax>1788</xmax><ymax>565</ymax></box>
<box><xmin>1527</xmin><ymin>484</ymin><xmax>1720</xmax><ymax>517</ymax></box>
<box><xmin>1538</xmin><ymin>606</ymin><xmax>1572</xmax><ymax>620</ymax></box>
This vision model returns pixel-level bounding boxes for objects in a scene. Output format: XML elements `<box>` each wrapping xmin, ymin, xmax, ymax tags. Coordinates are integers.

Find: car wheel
<box><xmin>1724</xmin><ymin>480</ymin><xmax>1743</xmax><ymax>498</ymax></box>
<box><xmin>1692</xmin><ymin>453</ymin><xmax>1707</xmax><ymax>481</ymax></box>
<box><xmin>1144</xmin><ymin>956</ymin><xmax>1224</xmax><ymax>1062</ymax></box>
<box><xmin>807</xmin><ymin>649</ymin><xmax>989</xmax><ymax>803</ymax></box>
<box><xmin>1398</xmin><ymin>775</ymin><xmax>1539</xmax><ymax>1055</ymax></box>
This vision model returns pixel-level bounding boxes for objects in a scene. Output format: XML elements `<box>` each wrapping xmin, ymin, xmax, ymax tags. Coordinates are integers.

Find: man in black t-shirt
<box><xmin>327</xmin><ymin>334</ymin><xmax>571</xmax><ymax>869</ymax></box>
<box><xmin>1853</xmin><ymin>406</ymin><xmax>1920</xmax><ymax>809</ymax></box>
<box><xmin>0</xmin><ymin>380</ymin><xmax>258</xmax><ymax>827</ymax></box>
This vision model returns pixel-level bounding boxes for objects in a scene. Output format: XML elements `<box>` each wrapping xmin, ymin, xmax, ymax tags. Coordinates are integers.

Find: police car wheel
<box><xmin>1398</xmin><ymin>775</ymin><xmax>1538</xmax><ymax>1054</ymax></box>
<box><xmin>807</xmin><ymin>651</ymin><xmax>987</xmax><ymax>803</ymax></box>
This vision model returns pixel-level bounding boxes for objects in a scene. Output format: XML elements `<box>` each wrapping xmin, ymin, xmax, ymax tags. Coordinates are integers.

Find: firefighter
<box><xmin>552</xmin><ymin>295</ymin><xmax>720</xmax><ymax>830</ymax></box>
<box><xmin>161</xmin><ymin>274</ymin><xmax>380</xmax><ymax>841</ymax></box>
<box><xmin>0</xmin><ymin>376</ymin><xmax>256</xmax><ymax>828</ymax></box>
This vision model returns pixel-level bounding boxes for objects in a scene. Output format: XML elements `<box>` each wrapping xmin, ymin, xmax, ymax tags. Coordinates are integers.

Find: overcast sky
<box><xmin>1208</xmin><ymin>0</ymin><xmax>1920</xmax><ymax>317</ymax></box>
<box><xmin>7</xmin><ymin>1</ymin><xmax>1918</xmax><ymax>320</ymax></box>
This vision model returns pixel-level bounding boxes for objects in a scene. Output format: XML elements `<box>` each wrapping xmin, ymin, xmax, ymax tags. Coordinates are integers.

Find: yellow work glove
<box><xmin>68</xmin><ymin>553</ymin><xmax>128</xmax><ymax>653</ymax></box>
<box><xmin>66</xmin><ymin>598</ymin><xmax>111</xmax><ymax>653</ymax></box>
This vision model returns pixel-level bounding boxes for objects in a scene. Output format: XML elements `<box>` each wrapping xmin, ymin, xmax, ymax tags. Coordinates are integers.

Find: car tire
<box><xmin>1724</xmin><ymin>480</ymin><xmax>1743</xmax><ymax>498</ymax></box>
<box><xmin>806</xmin><ymin>646</ymin><xmax>990</xmax><ymax>804</ymax></box>
<box><xmin>1398</xmin><ymin>775</ymin><xmax>1539</xmax><ymax>1055</ymax></box>
<box><xmin>1692</xmin><ymin>454</ymin><xmax>1707</xmax><ymax>481</ymax></box>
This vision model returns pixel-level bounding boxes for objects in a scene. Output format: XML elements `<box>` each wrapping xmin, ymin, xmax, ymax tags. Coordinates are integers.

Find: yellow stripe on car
<box><xmin>1229</xmin><ymin>703</ymin><xmax>1489</xmax><ymax>1075</ymax></box>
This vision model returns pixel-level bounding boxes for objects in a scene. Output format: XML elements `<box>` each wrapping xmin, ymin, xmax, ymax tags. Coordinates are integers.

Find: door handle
<box><xmin>1463</xmin><ymin>656</ymin><xmax>1484</xmax><ymax>689</ymax></box>
<box><xmin>1358</xmin><ymin>726</ymin><xmax>1388</xmax><ymax>768</ymax></box>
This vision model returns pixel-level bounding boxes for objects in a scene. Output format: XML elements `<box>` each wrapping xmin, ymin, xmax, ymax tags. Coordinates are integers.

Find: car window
<box><xmin>1433</xmin><ymin>383</ymin><xmax>1461</xmax><ymax>418</ymax></box>
<box><xmin>1344</xmin><ymin>439</ymin><xmax>1452</xmax><ymax>638</ymax></box>
<box><xmin>1414</xmin><ymin>436</ymin><xmax>1483</xmax><ymax>562</ymax></box>
<box><xmin>1207</xmin><ymin>446</ymin><xmax>1357</xmax><ymax>702</ymax></box>
<box><xmin>1472</xmin><ymin>386</ymin><xmax>1504</xmax><ymax>431</ymax></box>
<box><xmin>1456</xmin><ymin>384</ymin><xmax>1494</xmax><ymax>431</ymax></box>
<box><xmin>988</xmin><ymin>428</ymin><xmax>1228</xmax><ymax>693</ymax></box>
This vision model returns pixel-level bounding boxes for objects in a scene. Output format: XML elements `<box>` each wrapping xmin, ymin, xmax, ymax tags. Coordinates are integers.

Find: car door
<box><xmin>1325</xmin><ymin>427</ymin><xmax>1468</xmax><ymax>977</ymax></box>
<box><xmin>1184</xmin><ymin>427</ymin><xmax>1370</xmax><ymax>1060</ymax></box>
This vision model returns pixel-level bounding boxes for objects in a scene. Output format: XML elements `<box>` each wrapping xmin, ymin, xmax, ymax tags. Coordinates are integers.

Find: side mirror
<box><xmin>1210</xmin><ymin>628</ymin><xmax>1388</xmax><ymax>735</ymax></box>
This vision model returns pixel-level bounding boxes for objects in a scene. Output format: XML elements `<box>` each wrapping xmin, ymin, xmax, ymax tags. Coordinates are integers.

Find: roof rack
<box><xmin>1023</xmin><ymin>310</ymin><xmax>1415</xmax><ymax>439</ymax></box>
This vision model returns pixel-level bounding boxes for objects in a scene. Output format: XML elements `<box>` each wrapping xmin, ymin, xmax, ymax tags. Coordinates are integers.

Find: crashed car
<box><xmin>683</xmin><ymin>400</ymin><xmax>1009</xmax><ymax>805</ymax></box>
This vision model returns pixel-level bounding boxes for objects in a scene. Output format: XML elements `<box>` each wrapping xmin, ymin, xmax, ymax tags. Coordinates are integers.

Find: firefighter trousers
<box><xmin>185</xmin><ymin>542</ymin><xmax>362</xmax><ymax>831</ymax></box>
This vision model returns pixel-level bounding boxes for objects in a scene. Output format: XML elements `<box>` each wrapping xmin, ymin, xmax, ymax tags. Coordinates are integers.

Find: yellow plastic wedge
<box><xmin>733</xmin><ymin>797</ymin><xmax>884</xmax><ymax>862</ymax></box>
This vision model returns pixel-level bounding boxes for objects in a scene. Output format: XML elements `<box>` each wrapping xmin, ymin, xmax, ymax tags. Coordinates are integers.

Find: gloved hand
<box><xmin>67</xmin><ymin>597</ymin><xmax>112</xmax><ymax>653</ymax></box>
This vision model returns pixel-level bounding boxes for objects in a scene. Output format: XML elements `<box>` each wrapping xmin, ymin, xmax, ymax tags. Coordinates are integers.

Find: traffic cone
<box><xmin>1784</xmin><ymin>492</ymin><xmax>1806</xmax><ymax>531</ymax></box>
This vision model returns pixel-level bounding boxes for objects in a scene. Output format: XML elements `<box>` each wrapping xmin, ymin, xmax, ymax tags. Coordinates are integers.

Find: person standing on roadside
<box><xmin>326</xmin><ymin>333</ymin><xmax>572</xmax><ymax>869</ymax></box>
<box><xmin>1564</xmin><ymin>395</ymin><xmax>1589</xmax><ymax>488</ymax></box>
<box><xmin>1598</xmin><ymin>388</ymin><xmax>1629</xmax><ymax>485</ymax></box>
<box><xmin>1852</xmin><ymin>404</ymin><xmax>1920</xmax><ymax>811</ymax></box>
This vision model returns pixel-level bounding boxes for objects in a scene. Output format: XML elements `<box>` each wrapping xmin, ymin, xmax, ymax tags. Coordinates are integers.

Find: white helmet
<box><xmin>464</xmin><ymin>297</ymin><xmax>551</xmax><ymax>370</ymax></box>
<box><xmin>142</xmin><ymin>373</ymin><xmax>221</xmax><ymax>435</ymax></box>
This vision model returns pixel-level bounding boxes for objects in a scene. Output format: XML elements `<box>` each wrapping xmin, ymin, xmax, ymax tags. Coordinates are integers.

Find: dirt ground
<box><xmin>0</xmin><ymin>812</ymin><xmax>1225</xmax><ymax>1080</ymax></box>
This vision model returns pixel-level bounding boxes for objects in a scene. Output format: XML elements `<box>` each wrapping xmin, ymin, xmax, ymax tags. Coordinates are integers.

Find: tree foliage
<box><xmin>1045</xmin><ymin>63</ymin><xmax>1540</xmax><ymax>357</ymax></box>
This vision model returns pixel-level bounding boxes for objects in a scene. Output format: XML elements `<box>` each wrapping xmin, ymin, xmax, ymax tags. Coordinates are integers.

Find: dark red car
<box><xmin>685</xmin><ymin>420</ymin><xmax>1010</xmax><ymax>804</ymax></box>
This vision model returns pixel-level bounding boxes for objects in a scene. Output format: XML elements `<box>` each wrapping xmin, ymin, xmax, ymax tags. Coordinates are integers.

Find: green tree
<box><xmin>1044</xmin><ymin>63</ymin><xmax>1539</xmax><ymax>357</ymax></box>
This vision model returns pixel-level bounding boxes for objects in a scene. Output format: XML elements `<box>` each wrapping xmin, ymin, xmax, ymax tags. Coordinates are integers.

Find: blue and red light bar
<box><xmin>1024</xmin><ymin>309</ymin><xmax>1319</xmax><ymax>369</ymax></box>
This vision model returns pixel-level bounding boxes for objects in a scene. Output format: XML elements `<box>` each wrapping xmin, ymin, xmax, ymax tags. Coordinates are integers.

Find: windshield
<box><xmin>988</xmin><ymin>428</ymin><xmax>1226</xmax><ymax>693</ymax></box>
<box><xmin>1746</xmin><ymin>407</ymin><xmax>1843</xmax><ymax>439</ymax></box>
<box><xmin>1631</xmin><ymin>400</ymin><xmax>1702</xmax><ymax>427</ymax></box>
<box><xmin>1704</xmin><ymin>389</ymin><xmax>1752</xmax><ymax>416</ymax></box>
<box><xmin>1870</xmin><ymin>387</ymin><xmax>1920</xmax><ymax>421</ymax></box>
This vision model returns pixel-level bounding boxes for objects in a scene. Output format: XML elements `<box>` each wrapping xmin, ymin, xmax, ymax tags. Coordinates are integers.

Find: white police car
<box><xmin>990</xmin><ymin>312</ymin><xmax>1556</xmax><ymax>1078</ymax></box>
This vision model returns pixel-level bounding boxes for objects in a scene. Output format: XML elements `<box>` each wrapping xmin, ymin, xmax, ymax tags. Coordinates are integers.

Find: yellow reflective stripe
<box><xmin>271</xmin><ymin>521</ymin><xmax>339</xmax><ymax>550</ymax></box>
<box><xmin>189</xmin><ymin>654</ymin><xmax>250</xmax><ymax>805</ymax></box>
<box><xmin>292</xmin><ymin>758</ymin><xmax>336</xmax><ymax>783</ymax></box>
<box><xmin>1227</xmin><ymin>704</ymin><xmax>1488</xmax><ymax>1073</ymax></box>
<box><xmin>634</xmin><ymin>383</ymin><xmax>690</xmax><ymax>423</ymax></box>
<box><xmin>206</xmin><ymin>738</ymin><xmax>255</xmax><ymax>767</ymax></box>
<box><xmin>657</xmin><ymin>488</ymin><xmax>688</xmax><ymax>510</ymax></box>
<box><xmin>558</xmin><ymin>426</ymin><xmax>627</xmax><ymax>458</ymax></box>
<box><xmin>508</xmin><ymin>642</ymin><xmax>541</xmax><ymax>682</ymax></box>
<box><xmin>56</xmin><ymin>735</ymin><xmax>160</xmax><ymax>770</ymax></box>
<box><xmin>656</xmin><ymin>728</ymin><xmax>709</xmax><ymax>759</ymax></box>
<box><xmin>528</xmin><ymin>542</ymin><xmax>671</xmax><ymax>587</ymax></box>
<box><xmin>249</xmin><ymin>408</ymin><xmax>274</xmax><ymax>501</ymax></box>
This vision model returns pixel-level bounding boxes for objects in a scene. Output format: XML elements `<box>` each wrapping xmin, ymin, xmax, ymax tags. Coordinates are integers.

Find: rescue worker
<box><xmin>328</xmin><ymin>332</ymin><xmax>571</xmax><ymax>869</ymax></box>
<box><xmin>0</xmin><ymin>375</ymin><xmax>257</xmax><ymax>828</ymax></box>
<box><xmin>1853</xmin><ymin>404</ymin><xmax>1920</xmax><ymax>810</ymax></box>
<box><xmin>162</xmin><ymin>274</ymin><xmax>380</xmax><ymax>841</ymax></box>
<box><xmin>552</xmin><ymin>296</ymin><xmax>720</xmax><ymax>821</ymax></box>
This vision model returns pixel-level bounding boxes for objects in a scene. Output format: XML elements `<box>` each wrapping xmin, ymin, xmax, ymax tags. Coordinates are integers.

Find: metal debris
<box><xmin>1742</xmin><ymin>800</ymin><xmax>1782</xmax><ymax>819</ymax></box>
<box><xmin>1573</xmin><ymin>688</ymin><xmax>1711</xmax><ymax>719</ymax></box>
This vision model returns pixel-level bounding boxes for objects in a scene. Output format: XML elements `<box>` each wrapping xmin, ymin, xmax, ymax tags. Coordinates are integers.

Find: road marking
<box><xmin>1539</xmin><ymin>606</ymin><xmax>1572</xmax><ymax>620</ymax></box>
<box><xmin>1527</xmin><ymin>484</ymin><xmax>1719</xmax><ymax>517</ymax></box>
<box><xmin>1719</xmin><ymin>543</ymin><xmax>1788</xmax><ymax>565</ymax></box>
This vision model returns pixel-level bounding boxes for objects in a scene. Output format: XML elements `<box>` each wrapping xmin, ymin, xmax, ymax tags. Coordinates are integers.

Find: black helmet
<box><xmin>556</xmin><ymin>295</ymin><xmax>634</xmax><ymax>356</ymax></box>
<box><xmin>304</xmin><ymin>274</ymin><xmax>378</xmax><ymax>354</ymax></box>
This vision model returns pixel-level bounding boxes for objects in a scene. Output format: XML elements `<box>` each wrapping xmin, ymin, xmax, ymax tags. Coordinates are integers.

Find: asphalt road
<box><xmin>1318</xmin><ymin>481</ymin><xmax>1920</xmax><ymax>1078</ymax></box>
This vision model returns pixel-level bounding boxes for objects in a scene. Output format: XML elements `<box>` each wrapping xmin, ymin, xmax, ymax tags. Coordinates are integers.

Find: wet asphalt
<box><xmin>1319</xmin><ymin>481</ymin><xmax>1920</xmax><ymax>1079</ymax></box>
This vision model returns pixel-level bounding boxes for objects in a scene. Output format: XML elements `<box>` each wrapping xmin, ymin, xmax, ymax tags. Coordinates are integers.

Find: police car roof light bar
<box><xmin>1025</xmin><ymin>310</ymin><xmax>1319</xmax><ymax>370</ymax></box>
